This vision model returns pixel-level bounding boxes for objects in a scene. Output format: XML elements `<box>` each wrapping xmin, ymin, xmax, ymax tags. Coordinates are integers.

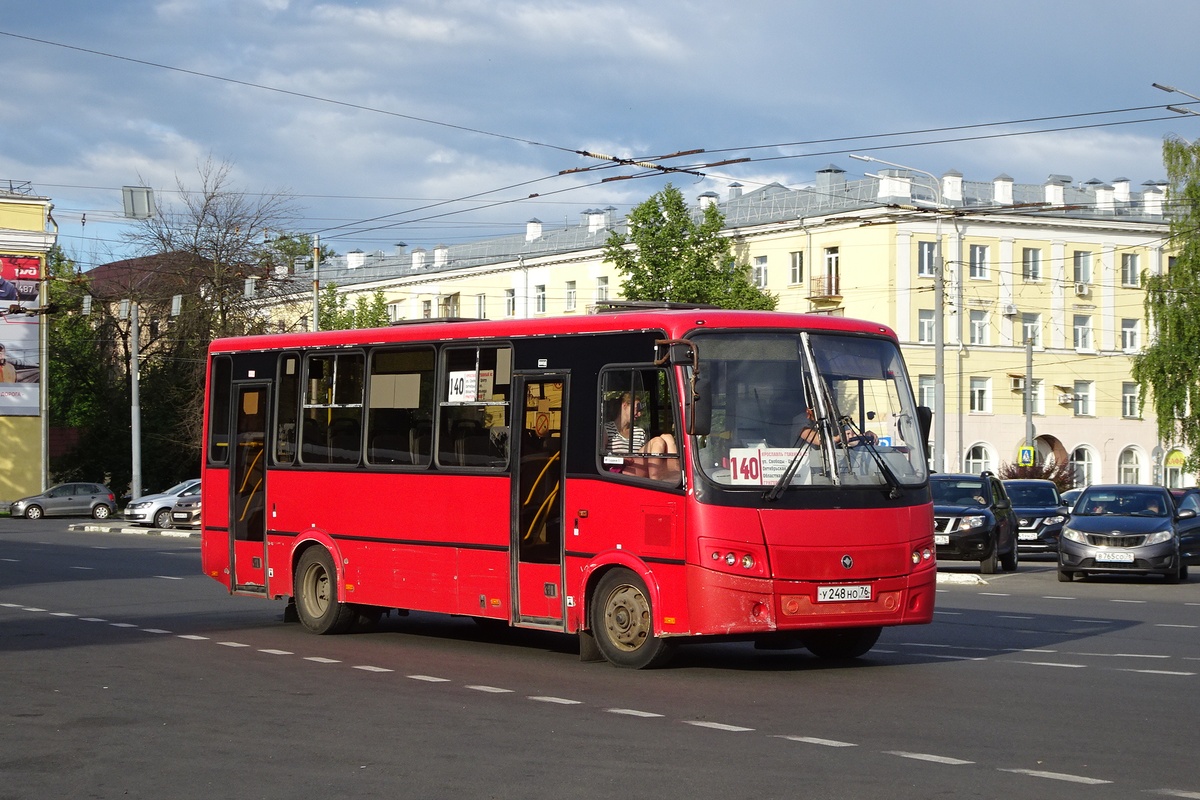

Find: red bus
<box><xmin>200</xmin><ymin>305</ymin><xmax>935</xmax><ymax>668</ymax></box>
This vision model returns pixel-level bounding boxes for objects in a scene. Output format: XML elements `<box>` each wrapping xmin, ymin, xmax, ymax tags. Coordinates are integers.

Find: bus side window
<box><xmin>208</xmin><ymin>356</ymin><xmax>232</xmax><ymax>465</ymax></box>
<box><xmin>366</xmin><ymin>347</ymin><xmax>435</xmax><ymax>467</ymax></box>
<box><xmin>598</xmin><ymin>366</ymin><xmax>681</xmax><ymax>485</ymax></box>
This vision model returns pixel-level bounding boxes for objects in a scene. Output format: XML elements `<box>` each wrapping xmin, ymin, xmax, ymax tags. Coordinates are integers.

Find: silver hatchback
<box><xmin>10</xmin><ymin>482</ymin><xmax>117</xmax><ymax>520</ymax></box>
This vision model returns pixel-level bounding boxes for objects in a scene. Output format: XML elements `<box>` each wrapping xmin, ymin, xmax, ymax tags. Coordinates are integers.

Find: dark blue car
<box><xmin>1003</xmin><ymin>479</ymin><xmax>1069</xmax><ymax>555</ymax></box>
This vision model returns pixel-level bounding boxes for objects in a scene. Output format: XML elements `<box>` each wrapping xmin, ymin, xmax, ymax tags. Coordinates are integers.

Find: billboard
<box><xmin>0</xmin><ymin>255</ymin><xmax>41</xmax><ymax>416</ymax></box>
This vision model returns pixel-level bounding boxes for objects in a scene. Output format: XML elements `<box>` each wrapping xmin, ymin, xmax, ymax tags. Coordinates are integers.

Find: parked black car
<box><xmin>1059</xmin><ymin>484</ymin><xmax>1193</xmax><ymax>583</ymax></box>
<box><xmin>931</xmin><ymin>471</ymin><xmax>1019</xmax><ymax>574</ymax></box>
<box><xmin>1168</xmin><ymin>487</ymin><xmax>1200</xmax><ymax>567</ymax></box>
<box><xmin>1002</xmin><ymin>478</ymin><xmax>1069</xmax><ymax>555</ymax></box>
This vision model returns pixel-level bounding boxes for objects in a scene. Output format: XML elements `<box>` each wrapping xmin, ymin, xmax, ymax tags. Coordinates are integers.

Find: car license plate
<box><xmin>934</xmin><ymin>534</ymin><xmax>949</xmax><ymax>545</ymax></box>
<box><xmin>1095</xmin><ymin>551</ymin><xmax>1135</xmax><ymax>563</ymax></box>
<box><xmin>817</xmin><ymin>584</ymin><xmax>871</xmax><ymax>602</ymax></box>
<box><xmin>1018</xmin><ymin>532</ymin><xmax>1039</xmax><ymax>540</ymax></box>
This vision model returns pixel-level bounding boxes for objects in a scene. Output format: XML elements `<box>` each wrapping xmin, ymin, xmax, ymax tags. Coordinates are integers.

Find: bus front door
<box><xmin>511</xmin><ymin>375</ymin><xmax>566</xmax><ymax>627</ymax></box>
<box><xmin>229</xmin><ymin>382</ymin><xmax>269</xmax><ymax>595</ymax></box>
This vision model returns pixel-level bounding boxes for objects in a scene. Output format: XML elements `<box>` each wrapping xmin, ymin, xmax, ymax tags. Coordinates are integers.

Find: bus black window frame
<box><xmin>207</xmin><ymin>355</ymin><xmax>232</xmax><ymax>465</ymax></box>
<box><xmin>436</xmin><ymin>343</ymin><xmax>513</xmax><ymax>470</ymax></box>
<box><xmin>365</xmin><ymin>345</ymin><xmax>436</xmax><ymax>468</ymax></box>
<box><xmin>300</xmin><ymin>350</ymin><xmax>366</xmax><ymax>466</ymax></box>
<box><xmin>273</xmin><ymin>351</ymin><xmax>300</xmax><ymax>466</ymax></box>
<box><xmin>597</xmin><ymin>364</ymin><xmax>682</xmax><ymax>485</ymax></box>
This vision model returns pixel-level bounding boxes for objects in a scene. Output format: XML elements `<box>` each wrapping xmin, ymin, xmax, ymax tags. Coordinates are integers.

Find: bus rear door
<box><xmin>511</xmin><ymin>374</ymin><xmax>566</xmax><ymax>627</ymax></box>
<box><xmin>229</xmin><ymin>382</ymin><xmax>269</xmax><ymax>595</ymax></box>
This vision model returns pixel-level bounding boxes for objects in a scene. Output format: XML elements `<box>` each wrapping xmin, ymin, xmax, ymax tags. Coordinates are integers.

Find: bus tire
<box><xmin>294</xmin><ymin>547</ymin><xmax>356</xmax><ymax>635</ymax></box>
<box><xmin>801</xmin><ymin>626</ymin><xmax>881</xmax><ymax>659</ymax></box>
<box><xmin>591</xmin><ymin>567</ymin><xmax>674</xmax><ymax>669</ymax></box>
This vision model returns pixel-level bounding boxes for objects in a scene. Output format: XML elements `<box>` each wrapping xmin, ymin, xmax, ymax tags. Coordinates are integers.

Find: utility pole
<box><xmin>1025</xmin><ymin>336</ymin><xmax>1035</xmax><ymax>450</ymax></box>
<box><xmin>312</xmin><ymin>234</ymin><xmax>320</xmax><ymax>332</ymax></box>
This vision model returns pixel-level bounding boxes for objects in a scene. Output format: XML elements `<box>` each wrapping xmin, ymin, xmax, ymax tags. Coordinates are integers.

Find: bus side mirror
<box><xmin>916</xmin><ymin>406</ymin><xmax>933</xmax><ymax>462</ymax></box>
<box><xmin>687</xmin><ymin>372</ymin><xmax>712</xmax><ymax>436</ymax></box>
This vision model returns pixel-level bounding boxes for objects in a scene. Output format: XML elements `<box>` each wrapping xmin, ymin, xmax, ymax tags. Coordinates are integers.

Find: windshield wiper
<box><xmin>837</xmin><ymin>415</ymin><xmax>903</xmax><ymax>499</ymax></box>
<box><xmin>764</xmin><ymin>436</ymin><xmax>815</xmax><ymax>503</ymax></box>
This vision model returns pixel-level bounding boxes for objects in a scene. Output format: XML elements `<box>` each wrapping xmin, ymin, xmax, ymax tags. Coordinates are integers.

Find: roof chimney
<box><xmin>941</xmin><ymin>170</ymin><xmax>963</xmax><ymax>204</ymax></box>
<box><xmin>728</xmin><ymin>182</ymin><xmax>743</xmax><ymax>200</ymax></box>
<box><xmin>586</xmin><ymin>209</ymin><xmax>605</xmax><ymax>234</ymax></box>
<box><xmin>814</xmin><ymin>165</ymin><xmax>845</xmax><ymax>193</ymax></box>
<box><xmin>433</xmin><ymin>244</ymin><xmax>449</xmax><ymax>268</ymax></box>
<box><xmin>1113</xmin><ymin>178</ymin><xmax>1131</xmax><ymax>204</ymax></box>
<box><xmin>698</xmin><ymin>191</ymin><xmax>719</xmax><ymax>209</ymax></box>
<box><xmin>1044</xmin><ymin>176</ymin><xmax>1069</xmax><ymax>206</ymax></box>
<box><xmin>525</xmin><ymin>218</ymin><xmax>542</xmax><ymax>242</ymax></box>
<box><xmin>1094</xmin><ymin>183</ymin><xmax>1115</xmax><ymax>213</ymax></box>
<box><xmin>1143</xmin><ymin>182</ymin><xmax>1164</xmax><ymax>216</ymax></box>
<box><xmin>411</xmin><ymin>248</ymin><xmax>426</xmax><ymax>270</ymax></box>
<box><xmin>993</xmin><ymin>174</ymin><xmax>1013</xmax><ymax>206</ymax></box>
<box><xmin>874</xmin><ymin>169</ymin><xmax>912</xmax><ymax>201</ymax></box>
<box><xmin>346</xmin><ymin>249</ymin><xmax>365</xmax><ymax>269</ymax></box>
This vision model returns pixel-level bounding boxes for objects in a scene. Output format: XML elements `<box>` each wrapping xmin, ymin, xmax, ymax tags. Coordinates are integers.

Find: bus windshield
<box><xmin>690</xmin><ymin>331</ymin><xmax>928</xmax><ymax>490</ymax></box>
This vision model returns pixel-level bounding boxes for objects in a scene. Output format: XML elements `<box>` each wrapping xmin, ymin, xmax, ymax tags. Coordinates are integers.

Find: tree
<box><xmin>317</xmin><ymin>283</ymin><xmax>391</xmax><ymax>331</ymax></box>
<box><xmin>603</xmin><ymin>184</ymin><xmax>776</xmax><ymax>310</ymax></box>
<box><xmin>1133</xmin><ymin>135</ymin><xmax>1200</xmax><ymax>473</ymax></box>
<box><xmin>997</xmin><ymin>458</ymin><xmax>1074</xmax><ymax>492</ymax></box>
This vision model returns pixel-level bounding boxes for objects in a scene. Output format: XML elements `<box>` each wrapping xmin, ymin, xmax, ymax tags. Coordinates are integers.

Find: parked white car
<box><xmin>122</xmin><ymin>479</ymin><xmax>200</xmax><ymax>528</ymax></box>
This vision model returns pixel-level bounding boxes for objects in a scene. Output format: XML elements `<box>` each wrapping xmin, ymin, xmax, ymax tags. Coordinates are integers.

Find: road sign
<box><xmin>1017</xmin><ymin>446</ymin><xmax>1035</xmax><ymax>467</ymax></box>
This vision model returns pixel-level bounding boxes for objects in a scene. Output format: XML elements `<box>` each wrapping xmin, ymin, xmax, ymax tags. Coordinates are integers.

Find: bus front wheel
<box><xmin>800</xmin><ymin>626</ymin><xmax>882</xmax><ymax>659</ymax></box>
<box><xmin>294</xmin><ymin>547</ymin><xmax>357</xmax><ymax>635</ymax></box>
<box><xmin>591</xmin><ymin>568</ymin><xmax>674</xmax><ymax>669</ymax></box>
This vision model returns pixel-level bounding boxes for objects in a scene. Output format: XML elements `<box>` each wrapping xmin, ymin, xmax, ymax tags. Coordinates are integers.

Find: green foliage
<box><xmin>603</xmin><ymin>184</ymin><xmax>776</xmax><ymax>310</ymax></box>
<box><xmin>997</xmin><ymin>458</ymin><xmax>1075</xmax><ymax>491</ymax></box>
<box><xmin>317</xmin><ymin>283</ymin><xmax>391</xmax><ymax>330</ymax></box>
<box><xmin>1132</xmin><ymin>135</ymin><xmax>1200</xmax><ymax>473</ymax></box>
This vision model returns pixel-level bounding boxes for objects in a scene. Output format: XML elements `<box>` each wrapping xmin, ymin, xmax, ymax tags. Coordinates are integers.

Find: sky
<box><xmin>4</xmin><ymin>0</ymin><xmax>1200</xmax><ymax>270</ymax></box>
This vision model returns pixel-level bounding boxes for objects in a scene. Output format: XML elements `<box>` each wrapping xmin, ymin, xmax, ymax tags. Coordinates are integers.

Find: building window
<box><xmin>504</xmin><ymin>289</ymin><xmax>516</xmax><ymax>317</ymax></box>
<box><xmin>1070</xmin><ymin>446</ymin><xmax>1095</xmax><ymax>487</ymax></box>
<box><xmin>1021</xmin><ymin>313</ymin><xmax>1041</xmax><ymax>347</ymax></box>
<box><xmin>789</xmin><ymin>251</ymin><xmax>804</xmax><ymax>284</ymax></box>
<box><xmin>1121</xmin><ymin>318</ymin><xmax>1140</xmax><ymax>351</ymax></box>
<box><xmin>1121</xmin><ymin>253</ymin><xmax>1140</xmax><ymax>287</ymax></box>
<box><xmin>564</xmin><ymin>281</ymin><xmax>577</xmax><ymax>311</ymax></box>
<box><xmin>1022</xmin><ymin>247</ymin><xmax>1042</xmax><ymax>281</ymax></box>
<box><xmin>969</xmin><ymin>310</ymin><xmax>988</xmax><ymax>346</ymax></box>
<box><xmin>1118</xmin><ymin>448</ymin><xmax>1142</xmax><ymax>484</ymax></box>
<box><xmin>1073</xmin><ymin>250</ymin><xmax>1092</xmax><ymax>284</ymax></box>
<box><xmin>421</xmin><ymin>300</ymin><xmax>432</xmax><ymax>319</ymax></box>
<box><xmin>918</xmin><ymin>241</ymin><xmax>937</xmax><ymax>278</ymax></box>
<box><xmin>918</xmin><ymin>374</ymin><xmax>935</xmax><ymax>408</ymax></box>
<box><xmin>595</xmin><ymin>276</ymin><xmax>609</xmax><ymax>303</ymax></box>
<box><xmin>1073</xmin><ymin>380</ymin><xmax>1093</xmax><ymax>416</ymax></box>
<box><xmin>752</xmin><ymin>255</ymin><xmax>768</xmax><ymax>288</ymax></box>
<box><xmin>1030</xmin><ymin>378</ymin><xmax>1045</xmax><ymax>415</ymax></box>
<box><xmin>969</xmin><ymin>244</ymin><xmax>990</xmax><ymax>279</ymax></box>
<box><xmin>439</xmin><ymin>293</ymin><xmax>459</xmax><ymax>318</ymax></box>
<box><xmin>475</xmin><ymin>293</ymin><xmax>486</xmax><ymax>319</ymax></box>
<box><xmin>969</xmin><ymin>377</ymin><xmax>990</xmax><ymax>412</ymax></box>
<box><xmin>917</xmin><ymin>309</ymin><xmax>935</xmax><ymax>344</ymax></box>
<box><xmin>534</xmin><ymin>285</ymin><xmax>546</xmax><ymax>314</ymax></box>
<box><xmin>965</xmin><ymin>444</ymin><xmax>992</xmax><ymax>475</ymax></box>
<box><xmin>1122</xmin><ymin>382</ymin><xmax>1139</xmax><ymax>418</ymax></box>
<box><xmin>1073</xmin><ymin>314</ymin><xmax>1093</xmax><ymax>351</ymax></box>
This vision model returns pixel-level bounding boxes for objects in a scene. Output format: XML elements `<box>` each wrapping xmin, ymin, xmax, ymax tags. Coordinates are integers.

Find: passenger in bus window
<box><xmin>645</xmin><ymin>428</ymin><xmax>680</xmax><ymax>482</ymax></box>
<box><xmin>604</xmin><ymin>393</ymin><xmax>647</xmax><ymax>455</ymax></box>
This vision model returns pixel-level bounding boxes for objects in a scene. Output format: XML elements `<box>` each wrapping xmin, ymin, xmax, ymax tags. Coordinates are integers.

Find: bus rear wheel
<box><xmin>801</xmin><ymin>626</ymin><xmax>882</xmax><ymax>659</ymax></box>
<box><xmin>294</xmin><ymin>547</ymin><xmax>357</xmax><ymax>634</ymax></box>
<box><xmin>591</xmin><ymin>568</ymin><xmax>674</xmax><ymax>669</ymax></box>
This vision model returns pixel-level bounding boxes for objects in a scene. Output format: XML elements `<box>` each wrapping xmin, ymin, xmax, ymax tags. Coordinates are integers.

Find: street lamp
<box><xmin>850</xmin><ymin>154</ymin><xmax>947</xmax><ymax>472</ymax></box>
<box><xmin>1153</xmin><ymin>82</ymin><xmax>1200</xmax><ymax>117</ymax></box>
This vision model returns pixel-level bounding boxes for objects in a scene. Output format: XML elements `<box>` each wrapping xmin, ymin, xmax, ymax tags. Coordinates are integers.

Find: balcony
<box><xmin>809</xmin><ymin>274</ymin><xmax>842</xmax><ymax>302</ymax></box>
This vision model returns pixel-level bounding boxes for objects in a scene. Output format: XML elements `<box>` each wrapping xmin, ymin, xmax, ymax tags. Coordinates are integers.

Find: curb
<box><xmin>67</xmin><ymin>522</ymin><xmax>200</xmax><ymax>539</ymax></box>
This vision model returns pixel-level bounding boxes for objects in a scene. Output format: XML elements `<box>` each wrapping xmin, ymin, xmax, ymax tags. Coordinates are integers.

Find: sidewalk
<box><xmin>67</xmin><ymin>521</ymin><xmax>200</xmax><ymax>539</ymax></box>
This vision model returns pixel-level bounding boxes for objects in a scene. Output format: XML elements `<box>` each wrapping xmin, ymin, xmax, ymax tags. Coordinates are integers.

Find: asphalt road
<box><xmin>2</xmin><ymin>520</ymin><xmax>1199</xmax><ymax>800</ymax></box>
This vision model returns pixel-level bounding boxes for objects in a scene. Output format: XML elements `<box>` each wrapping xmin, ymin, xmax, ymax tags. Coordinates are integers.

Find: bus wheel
<box><xmin>801</xmin><ymin>626</ymin><xmax>882</xmax><ymax>659</ymax></box>
<box><xmin>591</xmin><ymin>568</ymin><xmax>674</xmax><ymax>669</ymax></box>
<box><xmin>294</xmin><ymin>547</ymin><xmax>357</xmax><ymax>635</ymax></box>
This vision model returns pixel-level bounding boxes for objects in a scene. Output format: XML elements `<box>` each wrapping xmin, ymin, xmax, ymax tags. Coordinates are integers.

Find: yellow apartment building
<box><xmin>270</xmin><ymin>166</ymin><xmax>1186</xmax><ymax>488</ymax></box>
<box><xmin>0</xmin><ymin>183</ymin><xmax>54</xmax><ymax>502</ymax></box>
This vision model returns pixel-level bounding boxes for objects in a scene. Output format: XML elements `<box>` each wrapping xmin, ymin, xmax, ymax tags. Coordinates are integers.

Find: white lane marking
<box><xmin>607</xmin><ymin>708</ymin><xmax>664</xmax><ymax>718</ymax></box>
<box><xmin>69</xmin><ymin>566</ymin><xmax>94</xmax><ymax>570</ymax></box>
<box><xmin>50</xmin><ymin>612</ymin><xmax>76</xmax><ymax>617</ymax></box>
<box><xmin>1070</xmin><ymin>652</ymin><xmax>1168</xmax><ymax>659</ymax></box>
<box><xmin>887</xmin><ymin>751</ymin><xmax>973</xmax><ymax>765</ymax></box>
<box><xmin>408</xmin><ymin>674</ymin><xmax>450</xmax><ymax>682</ymax></box>
<box><xmin>927</xmin><ymin>655</ymin><xmax>987</xmax><ymax>662</ymax></box>
<box><xmin>141</xmin><ymin>628</ymin><xmax>172</xmax><ymax>634</ymax></box>
<box><xmin>1071</xmin><ymin>619</ymin><xmax>1111</xmax><ymax>625</ymax></box>
<box><xmin>0</xmin><ymin>602</ymin><xmax>21</xmax><ymax>607</ymax></box>
<box><xmin>1004</xmin><ymin>648</ymin><xmax>1057</xmax><ymax>653</ymax></box>
<box><xmin>353</xmin><ymin>665</ymin><xmax>392</xmax><ymax>673</ymax></box>
<box><xmin>1010</xmin><ymin>661</ymin><xmax>1086</xmax><ymax>668</ymax></box>
<box><xmin>999</xmin><ymin>768</ymin><xmax>1110</xmax><ymax>785</ymax></box>
<box><xmin>110</xmin><ymin>622</ymin><xmax>137</xmax><ymax>628</ymax></box>
<box><xmin>683</xmin><ymin>721</ymin><xmax>754</xmax><ymax>732</ymax></box>
<box><xmin>529</xmin><ymin>696</ymin><xmax>581</xmax><ymax>705</ymax></box>
<box><xmin>933</xmin><ymin>611</ymin><xmax>961</xmax><ymax>615</ymax></box>
<box><xmin>1042</xmin><ymin>596</ymin><xmax>1076</xmax><ymax>600</ymax></box>
<box><xmin>305</xmin><ymin>657</ymin><xmax>341</xmax><ymax>664</ymax></box>
<box><xmin>1117</xmin><ymin>669</ymin><xmax>1195</xmax><ymax>676</ymax></box>
<box><xmin>22</xmin><ymin>607</ymin><xmax>47</xmax><ymax>612</ymax></box>
<box><xmin>258</xmin><ymin>649</ymin><xmax>292</xmax><ymax>655</ymax></box>
<box><xmin>1109</xmin><ymin>599</ymin><xmax>1146</xmax><ymax>604</ymax></box>
<box><xmin>979</xmin><ymin>592</ymin><xmax>1010</xmax><ymax>597</ymax></box>
<box><xmin>178</xmin><ymin>635</ymin><xmax>209</xmax><ymax>640</ymax></box>
<box><xmin>776</xmin><ymin>735</ymin><xmax>857</xmax><ymax>747</ymax></box>
<box><xmin>154</xmin><ymin>576</ymin><xmax>184</xmax><ymax>581</ymax></box>
<box><xmin>80</xmin><ymin>617</ymin><xmax>107</xmax><ymax>622</ymax></box>
<box><xmin>1150</xmin><ymin>789</ymin><xmax>1200</xmax><ymax>799</ymax></box>
<box><xmin>1157</xmin><ymin>623</ymin><xmax>1198</xmax><ymax>629</ymax></box>
<box><xmin>466</xmin><ymin>685</ymin><xmax>512</xmax><ymax>693</ymax></box>
<box><xmin>218</xmin><ymin>641</ymin><xmax>250</xmax><ymax>648</ymax></box>
<box><xmin>998</xmin><ymin>615</ymin><xmax>1034</xmax><ymax>620</ymax></box>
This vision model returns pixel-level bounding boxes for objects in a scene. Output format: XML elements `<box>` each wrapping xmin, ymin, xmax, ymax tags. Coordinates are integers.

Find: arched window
<box><xmin>965</xmin><ymin>444</ymin><xmax>992</xmax><ymax>475</ymax></box>
<box><xmin>1118</xmin><ymin>448</ymin><xmax>1141</xmax><ymax>484</ymax></box>
<box><xmin>1070</xmin><ymin>446</ymin><xmax>1095</xmax><ymax>488</ymax></box>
